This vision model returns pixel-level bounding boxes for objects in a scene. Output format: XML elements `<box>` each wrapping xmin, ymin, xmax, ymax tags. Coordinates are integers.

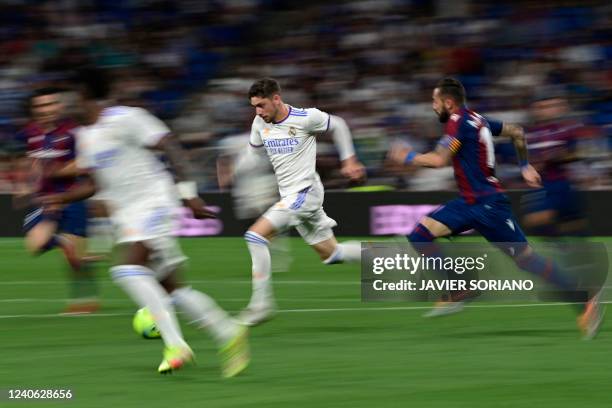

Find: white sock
<box><xmin>111</xmin><ymin>265</ymin><xmax>186</xmax><ymax>349</ymax></box>
<box><xmin>171</xmin><ymin>286</ymin><xmax>238</xmax><ymax>345</ymax></box>
<box><xmin>244</xmin><ymin>231</ymin><xmax>273</xmax><ymax>308</ymax></box>
<box><xmin>324</xmin><ymin>241</ymin><xmax>361</xmax><ymax>264</ymax></box>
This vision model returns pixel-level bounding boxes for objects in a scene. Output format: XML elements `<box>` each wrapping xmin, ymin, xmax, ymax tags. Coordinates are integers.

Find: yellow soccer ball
<box><xmin>132</xmin><ymin>307</ymin><xmax>161</xmax><ymax>339</ymax></box>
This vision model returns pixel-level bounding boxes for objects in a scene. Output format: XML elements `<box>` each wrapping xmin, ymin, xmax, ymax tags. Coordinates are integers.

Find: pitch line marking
<box><xmin>0</xmin><ymin>301</ymin><xmax>610</xmax><ymax>319</ymax></box>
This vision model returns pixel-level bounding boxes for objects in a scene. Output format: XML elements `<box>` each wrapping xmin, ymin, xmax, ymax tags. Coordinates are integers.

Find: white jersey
<box><xmin>249</xmin><ymin>105</ymin><xmax>330</xmax><ymax>197</ymax></box>
<box><xmin>76</xmin><ymin>106</ymin><xmax>179</xmax><ymax>217</ymax></box>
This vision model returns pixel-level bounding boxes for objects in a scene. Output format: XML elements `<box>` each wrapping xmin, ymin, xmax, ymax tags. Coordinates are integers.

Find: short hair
<box><xmin>26</xmin><ymin>87</ymin><xmax>63</xmax><ymax>115</ymax></box>
<box><xmin>248</xmin><ymin>78</ymin><xmax>281</xmax><ymax>99</ymax></box>
<box><xmin>436</xmin><ymin>77</ymin><xmax>466</xmax><ymax>105</ymax></box>
<box><xmin>30</xmin><ymin>87</ymin><xmax>63</xmax><ymax>101</ymax></box>
<box><xmin>73</xmin><ymin>66</ymin><xmax>111</xmax><ymax>100</ymax></box>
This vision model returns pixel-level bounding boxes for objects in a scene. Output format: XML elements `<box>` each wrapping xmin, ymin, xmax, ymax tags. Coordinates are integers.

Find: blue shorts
<box><xmin>428</xmin><ymin>194</ymin><xmax>527</xmax><ymax>245</ymax></box>
<box><xmin>521</xmin><ymin>180</ymin><xmax>584</xmax><ymax>222</ymax></box>
<box><xmin>23</xmin><ymin>201</ymin><xmax>88</xmax><ymax>237</ymax></box>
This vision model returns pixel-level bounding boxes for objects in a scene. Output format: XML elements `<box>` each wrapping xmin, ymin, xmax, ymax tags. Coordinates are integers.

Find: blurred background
<box><xmin>2</xmin><ymin>4</ymin><xmax>612</xmax><ymax>405</ymax></box>
<box><xmin>0</xmin><ymin>0</ymin><xmax>611</xmax><ymax>193</ymax></box>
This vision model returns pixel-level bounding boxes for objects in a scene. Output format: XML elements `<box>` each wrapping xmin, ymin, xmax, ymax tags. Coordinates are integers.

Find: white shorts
<box><xmin>114</xmin><ymin>205</ymin><xmax>187</xmax><ymax>280</ymax></box>
<box><xmin>263</xmin><ymin>182</ymin><xmax>337</xmax><ymax>245</ymax></box>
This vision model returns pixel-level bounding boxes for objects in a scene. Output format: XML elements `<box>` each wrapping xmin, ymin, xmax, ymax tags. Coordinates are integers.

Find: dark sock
<box><xmin>515</xmin><ymin>251</ymin><xmax>587</xmax><ymax>308</ymax></box>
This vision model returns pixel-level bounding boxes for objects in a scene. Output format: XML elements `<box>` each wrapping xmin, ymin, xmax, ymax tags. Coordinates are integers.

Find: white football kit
<box><xmin>249</xmin><ymin>106</ymin><xmax>337</xmax><ymax>244</ymax></box>
<box><xmin>76</xmin><ymin>106</ymin><xmax>186</xmax><ymax>277</ymax></box>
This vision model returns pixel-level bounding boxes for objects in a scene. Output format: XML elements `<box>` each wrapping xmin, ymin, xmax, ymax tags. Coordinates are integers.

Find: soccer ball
<box><xmin>132</xmin><ymin>307</ymin><xmax>161</xmax><ymax>339</ymax></box>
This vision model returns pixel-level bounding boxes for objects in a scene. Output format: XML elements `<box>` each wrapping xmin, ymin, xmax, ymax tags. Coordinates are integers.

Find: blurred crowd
<box><xmin>0</xmin><ymin>0</ymin><xmax>611</xmax><ymax>192</ymax></box>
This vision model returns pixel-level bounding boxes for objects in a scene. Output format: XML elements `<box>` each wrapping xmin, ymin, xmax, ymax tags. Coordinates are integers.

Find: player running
<box><xmin>14</xmin><ymin>87</ymin><xmax>98</xmax><ymax>314</ymax></box>
<box><xmin>518</xmin><ymin>91</ymin><xmax>586</xmax><ymax>237</ymax></box>
<box><xmin>237</xmin><ymin>78</ymin><xmax>365</xmax><ymax>326</ymax></box>
<box><xmin>42</xmin><ymin>68</ymin><xmax>249</xmax><ymax>376</ymax></box>
<box><xmin>388</xmin><ymin>77</ymin><xmax>603</xmax><ymax>339</ymax></box>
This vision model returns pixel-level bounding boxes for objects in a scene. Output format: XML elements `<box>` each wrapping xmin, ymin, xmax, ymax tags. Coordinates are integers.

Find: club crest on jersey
<box><xmin>450</xmin><ymin>113</ymin><xmax>460</xmax><ymax>122</ymax></box>
<box><xmin>288</xmin><ymin>127</ymin><xmax>297</xmax><ymax>137</ymax></box>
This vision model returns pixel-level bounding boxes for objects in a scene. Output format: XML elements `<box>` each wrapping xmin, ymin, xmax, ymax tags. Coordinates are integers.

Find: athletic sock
<box><xmin>111</xmin><ymin>265</ymin><xmax>186</xmax><ymax>348</ymax></box>
<box><xmin>244</xmin><ymin>231</ymin><xmax>273</xmax><ymax>308</ymax></box>
<box><xmin>514</xmin><ymin>251</ymin><xmax>587</xmax><ymax>307</ymax></box>
<box><xmin>171</xmin><ymin>286</ymin><xmax>238</xmax><ymax>345</ymax></box>
<box><xmin>323</xmin><ymin>241</ymin><xmax>361</xmax><ymax>264</ymax></box>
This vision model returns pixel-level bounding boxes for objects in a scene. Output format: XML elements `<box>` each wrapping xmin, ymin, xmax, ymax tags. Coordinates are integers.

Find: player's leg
<box><xmin>24</xmin><ymin>217</ymin><xmax>59</xmax><ymax>254</ymax></box>
<box><xmin>296</xmin><ymin>207</ymin><xmax>361</xmax><ymax>265</ymax></box>
<box><xmin>409</xmin><ymin>200</ymin><xmax>479</xmax><ymax>316</ymax></box>
<box><xmin>151</xmin><ymin>236</ymin><xmax>240</xmax><ymax>348</ymax></box>
<box><xmin>308</xmin><ymin>229</ymin><xmax>361</xmax><ymax>265</ymax></box>
<box><xmin>60</xmin><ymin>233</ymin><xmax>100</xmax><ymax>313</ymax></box>
<box><xmin>408</xmin><ymin>199</ymin><xmax>480</xmax><ymax>317</ymax></box>
<box><xmin>56</xmin><ymin>201</ymin><xmax>100</xmax><ymax>314</ymax></box>
<box><xmin>523</xmin><ymin>181</ymin><xmax>588</xmax><ymax>238</ymax></box>
<box><xmin>110</xmin><ymin>240</ymin><xmax>192</xmax><ymax>372</ymax></box>
<box><xmin>521</xmin><ymin>187</ymin><xmax>559</xmax><ymax>237</ymax></box>
<box><xmin>270</xmin><ymin>231</ymin><xmax>293</xmax><ymax>273</ymax></box>
<box><xmin>239</xmin><ymin>215</ymin><xmax>278</xmax><ymax>325</ymax></box>
<box><xmin>474</xmin><ymin>196</ymin><xmax>578</xmax><ymax>291</ymax></box>
<box><xmin>24</xmin><ymin>208</ymin><xmax>95</xmax><ymax>312</ymax></box>
<box><xmin>159</xmin><ymin>265</ymin><xmax>249</xmax><ymax>378</ymax></box>
<box><xmin>475</xmin><ymin>195</ymin><xmax>603</xmax><ymax>338</ymax></box>
<box><xmin>23</xmin><ymin>207</ymin><xmax>72</xmax><ymax>260</ymax></box>
<box><xmin>298</xmin><ymin>182</ymin><xmax>360</xmax><ymax>264</ymax></box>
<box><xmin>408</xmin><ymin>199</ymin><xmax>468</xmax><ymax>244</ymax></box>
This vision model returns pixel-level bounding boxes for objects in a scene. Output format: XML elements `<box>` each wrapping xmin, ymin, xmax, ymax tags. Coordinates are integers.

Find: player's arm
<box><xmin>40</xmin><ymin>173</ymin><xmax>97</xmax><ymax>207</ymax></box>
<box><xmin>234</xmin><ymin>145</ymin><xmax>269</xmax><ymax>176</ymax></box>
<box><xmin>45</xmin><ymin>160</ymin><xmax>87</xmax><ymax>179</ymax></box>
<box><xmin>388</xmin><ymin>143</ymin><xmax>453</xmax><ymax>168</ymax></box>
<box><xmin>125</xmin><ymin>107</ymin><xmax>214</xmax><ymax>219</ymax></box>
<box><xmin>488</xmin><ymin>118</ymin><xmax>541</xmax><ymax>188</ymax></box>
<box><xmin>326</xmin><ymin>115</ymin><xmax>365</xmax><ymax>181</ymax></box>
<box><xmin>153</xmin><ymin>134</ymin><xmax>216</xmax><ymax>219</ymax></box>
<box><xmin>37</xmin><ymin>130</ymin><xmax>98</xmax><ymax>209</ymax></box>
<box><xmin>233</xmin><ymin>120</ymin><xmax>270</xmax><ymax>177</ymax></box>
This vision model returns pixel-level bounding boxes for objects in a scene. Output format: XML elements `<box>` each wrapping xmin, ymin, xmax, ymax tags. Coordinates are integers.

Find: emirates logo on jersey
<box><xmin>264</xmin><ymin>137</ymin><xmax>298</xmax><ymax>154</ymax></box>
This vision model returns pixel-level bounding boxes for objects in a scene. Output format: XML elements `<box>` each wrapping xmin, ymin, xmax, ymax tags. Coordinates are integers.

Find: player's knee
<box><xmin>408</xmin><ymin>223</ymin><xmax>435</xmax><ymax>243</ymax></box>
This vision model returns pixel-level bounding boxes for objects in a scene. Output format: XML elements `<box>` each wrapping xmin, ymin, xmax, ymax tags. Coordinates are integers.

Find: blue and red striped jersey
<box><xmin>17</xmin><ymin>118</ymin><xmax>79</xmax><ymax>194</ymax></box>
<box><xmin>438</xmin><ymin>107</ymin><xmax>503</xmax><ymax>204</ymax></box>
<box><xmin>526</xmin><ymin>121</ymin><xmax>581</xmax><ymax>182</ymax></box>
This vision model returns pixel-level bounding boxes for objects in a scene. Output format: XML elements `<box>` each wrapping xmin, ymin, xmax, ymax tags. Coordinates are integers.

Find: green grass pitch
<box><xmin>0</xmin><ymin>237</ymin><xmax>611</xmax><ymax>408</ymax></box>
